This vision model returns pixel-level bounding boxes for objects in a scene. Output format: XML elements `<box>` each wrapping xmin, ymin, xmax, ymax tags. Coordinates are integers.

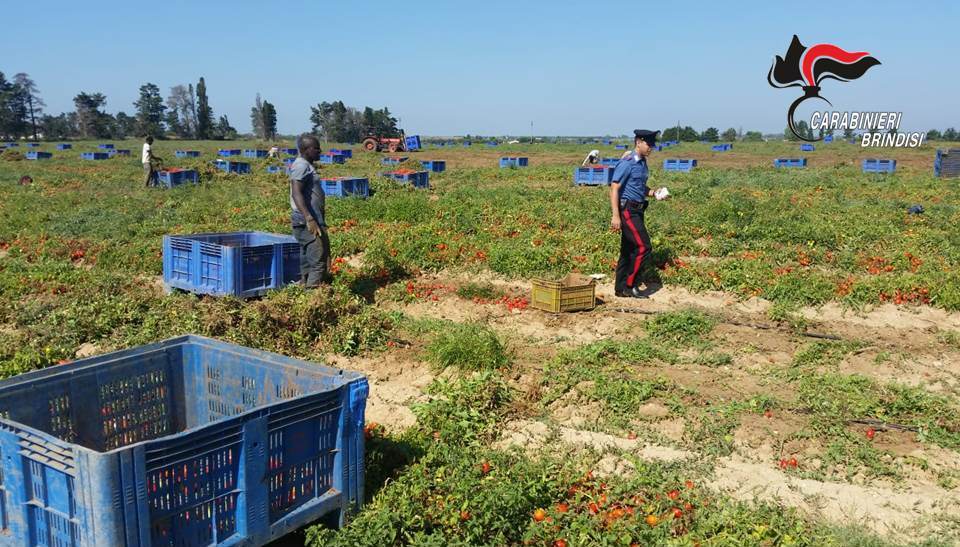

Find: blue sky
<box><xmin>3</xmin><ymin>0</ymin><xmax>957</xmax><ymax>136</ymax></box>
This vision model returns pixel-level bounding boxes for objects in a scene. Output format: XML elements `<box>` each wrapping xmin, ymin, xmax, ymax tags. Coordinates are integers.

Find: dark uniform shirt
<box><xmin>288</xmin><ymin>157</ymin><xmax>326</xmax><ymax>227</ymax></box>
<box><xmin>611</xmin><ymin>152</ymin><xmax>649</xmax><ymax>204</ymax></box>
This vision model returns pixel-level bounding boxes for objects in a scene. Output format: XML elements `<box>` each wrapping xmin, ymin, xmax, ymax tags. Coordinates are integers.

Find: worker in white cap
<box><xmin>581</xmin><ymin>149</ymin><xmax>601</xmax><ymax>166</ymax></box>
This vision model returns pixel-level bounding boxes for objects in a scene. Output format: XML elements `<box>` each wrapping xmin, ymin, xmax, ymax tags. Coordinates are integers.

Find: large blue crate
<box><xmin>282</xmin><ymin>148</ymin><xmax>298</xmax><ymax>156</ymax></box>
<box><xmin>462</xmin><ymin>141</ymin><xmax>471</xmax><ymax>147</ymax></box>
<box><xmin>321</xmin><ymin>177</ymin><xmax>369</xmax><ymax>198</ymax></box>
<box><xmin>574</xmin><ymin>166</ymin><xmax>614</xmax><ymax>186</ymax></box>
<box><xmin>614</xmin><ymin>144</ymin><xmax>627</xmax><ymax>150</ymax></box>
<box><xmin>97</xmin><ymin>143</ymin><xmax>114</xmax><ymax>149</ymax></box>
<box><xmin>663</xmin><ymin>159</ymin><xmax>697</xmax><ymax>172</ymax></box>
<box><xmin>800</xmin><ymin>144</ymin><xmax>815</xmax><ymax>152</ymax></box>
<box><xmin>486</xmin><ymin>141</ymin><xmax>498</xmax><ymax>147</ymax></box>
<box><xmin>218</xmin><ymin>149</ymin><xmax>241</xmax><ymax>157</ymax></box>
<box><xmin>328</xmin><ymin>148</ymin><xmax>352</xmax><ymax>158</ymax></box>
<box><xmin>712</xmin><ymin>143</ymin><xmax>733</xmax><ymax>152</ymax></box>
<box><xmin>25</xmin><ymin>151</ymin><xmax>52</xmax><ymax>160</ymax></box>
<box><xmin>774</xmin><ymin>158</ymin><xmax>807</xmax><ymax>168</ymax></box>
<box><xmin>0</xmin><ymin>334</ymin><xmax>367</xmax><ymax>547</ymax></box>
<box><xmin>499</xmin><ymin>157</ymin><xmax>528</xmax><ymax>168</ymax></box>
<box><xmin>214</xmin><ymin>160</ymin><xmax>251</xmax><ymax>174</ymax></box>
<box><xmin>80</xmin><ymin>152</ymin><xmax>109</xmax><ymax>160</ymax></box>
<box><xmin>420</xmin><ymin>160</ymin><xmax>446</xmax><ymax>172</ymax></box>
<box><xmin>109</xmin><ymin>149</ymin><xmax>131</xmax><ymax>157</ymax></box>
<box><xmin>243</xmin><ymin>149</ymin><xmax>268</xmax><ymax>158</ymax></box>
<box><xmin>265</xmin><ymin>165</ymin><xmax>290</xmax><ymax>174</ymax></box>
<box><xmin>599</xmin><ymin>157</ymin><xmax>620</xmax><ymax>166</ymax></box>
<box><xmin>602</xmin><ymin>139</ymin><xmax>612</xmax><ymax>145</ymax></box>
<box><xmin>862</xmin><ymin>159</ymin><xmax>897</xmax><ymax>174</ymax></box>
<box><xmin>382</xmin><ymin>170</ymin><xmax>429</xmax><ymax>189</ymax></box>
<box><xmin>2</xmin><ymin>142</ymin><xmax>17</xmax><ymax>147</ymax></box>
<box><xmin>824</xmin><ymin>135</ymin><xmax>834</xmax><ymax>143</ymax></box>
<box><xmin>434</xmin><ymin>142</ymin><xmax>445</xmax><ymax>147</ymax></box>
<box><xmin>935</xmin><ymin>149</ymin><xmax>960</xmax><ymax>178</ymax></box>
<box><xmin>56</xmin><ymin>143</ymin><xmax>72</xmax><ymax>150</ymax></box>
<box><xmin>163</xmin><ymin>231</ymin><xmax>300</xmax><ymax>298</ymax></box>
<box><xmin>404</xmin><ymin>135</ymin><xmax>421</xmax><ymax>151</ymax></box>
<box><xmin>158</xmin><ymin>169</ymin><xmax>199</xmax><ymax>188</ymax></box>
<box><xmin>381</xmin><ymin>156</ymin><xmax>408</xmax><ymax>166</ymax></box>
<box><xmin>319</xmin><ymin>153</ymin><xmax>346</xmax><ymax>165</ymax></box>
<box><xmin>175</xmin><ymin>150</ymin><xmax>201</xmax><ymax>158</ymax></box>
<box><xmin>25</xmin><ymin>143</ymin><xmax>39</xmax><ymax>148</ymax></box>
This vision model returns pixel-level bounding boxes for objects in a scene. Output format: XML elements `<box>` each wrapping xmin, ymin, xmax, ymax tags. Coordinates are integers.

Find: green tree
<box><xmin>661</xmin><ymin>127</ymin><xmax>680</xmax><ymax>142</ymax></box>
<box><xmin>214</xmin><ymin>115</ymin><xmax>237</xmax><ymax>140</ymax></box>
<box><xmin>679</xmin><ymin>126</ymin><xmax>698</xmax><ymax>141</ymax></box>
<box><xmin>701</xmin><ymin>127</ymin><xmax>719</xmax><ymax>142</ymax></box>
<box><xmin>73</xmin><ymin>91</ymin><xmax>111</xmax><ymax>138</ymax></box>
<box><xmin>114</xmin><ymin>111</ymin><xmax>136</xmax><ymax>139</ymax></box>
<box><xmin>927</xmin><ymin>129</ymin><xmax>942</xmax><ymax>140</ymax></box>
<box><xmin>0</xmin><ymin>72</ymin><xmax>30</xmax><ymax>139</ymax></box>
<box><xmin>944</xmin><ymin>128</ymin><xmax>958</xmax><ymax>141</ymax></box>
<box><xmin>196</xmin><ymin>77</ymin><xmax>214</xmax><ymax>140</ymax></box>
<box><xmin>784</xmin><ymin>121</ymin><xmax>812</xmax><ymax>141</ymax></box>
<box><xmin>13</xmin><ymin>73</ymin><xmax>43</xmax><ymax>140</ymax></box>
<box><xmin>166</xmin><ymin>84</ymin><xmax>196</xmax><ymax>138</ymax></box>
<box><xmin>39</xmin><ymin>113</ymin><xmax>75</xmax><ymax>140</ymax></box>
<box><xmin>743</xmin><ymin>131</ymin><xmax>763</xmax><ymax>142</ymax></box>
<box><xmin>261</xmin><ymin>100</ymin><xmax>277</xmax><ymax>140</ymax></box>
<box><xmin>133</xmin><ymin>83</ymin><xmax>166</xmax><ymax>137</ymax></box>
<box><xmin>843</xmin><ymin>127</ymin><xmax>854</xmax><ymax>139</ymax></box>
<box><xmin>721</xmin><ymin>127</ymin><xmax>737</xmax><ymax>141</ymax></box>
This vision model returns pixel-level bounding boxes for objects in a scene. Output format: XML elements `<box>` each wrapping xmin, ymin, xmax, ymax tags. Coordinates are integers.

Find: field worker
<box><xmin>268</xmin><ymin>144</ymin><xmax>280</xmax><ymax>158</ymax></box>
<box><xmin>609</xmin><ymin>129</ymin><xmax>669</xmax><ymax>298</ymax></box>
<box><xmin>582</xmin><ymin>149</ymin><xmax>601</xmax><ymax>166</ymax></box>
<box><xmin>289</xmin><ymin>134</ymin><xmax>331</xmax><ymax>287</ymax></box>
<box><xmin>142</xmin><ymin>136</ymin><xmax>162</xmax><ymax>187</ymax></box>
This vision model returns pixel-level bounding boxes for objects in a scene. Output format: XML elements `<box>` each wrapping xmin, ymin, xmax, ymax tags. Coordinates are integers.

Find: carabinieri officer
<box><xmin>610</xmin><ymin>129</ymin><xmax>667</xmax><ymax>298</ymax></box>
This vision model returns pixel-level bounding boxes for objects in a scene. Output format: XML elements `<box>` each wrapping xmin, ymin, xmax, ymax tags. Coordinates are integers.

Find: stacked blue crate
<box><xmin>773</xmin><ymin>158</ymin><xmax>807</xmax><ymax>168</ymax></box>
<box><xmin>862</xmin><ymin>159</ymin><xmax>896</xmax><ymax>173</ymax></box>
<box><xmin>663</xmin><ymin>159</ymin><xmax>697</xmax><ymax>172</ymax></box>
<box><xmin>499</xmin><ymin>157</ymin><xmax>529</xmax><ymax>168</ymax></box>
<box><xmin>420</xmin><ymin>160</ymin><xmax>446</xmax><ymax>172</ymax></box>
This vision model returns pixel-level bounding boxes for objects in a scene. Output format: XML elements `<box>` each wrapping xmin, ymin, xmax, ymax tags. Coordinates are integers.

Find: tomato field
<box><xmin>1</xmin><ymin>140</ymin><xmax>959</xmax><ymax>546</ymax></box>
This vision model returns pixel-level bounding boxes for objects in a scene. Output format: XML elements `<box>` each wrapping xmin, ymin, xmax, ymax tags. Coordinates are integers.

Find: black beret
<box><xmin>633</xmin><ymin>129</ymin><xmax>660</xmax><ymax>145</ymax></box>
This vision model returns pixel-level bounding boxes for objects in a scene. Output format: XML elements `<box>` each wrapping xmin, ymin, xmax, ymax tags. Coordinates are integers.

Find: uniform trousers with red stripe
<box><xmin>615</xmin><ymin>200</ymin><xmax>652</xmax><ymax>294</ymax></box>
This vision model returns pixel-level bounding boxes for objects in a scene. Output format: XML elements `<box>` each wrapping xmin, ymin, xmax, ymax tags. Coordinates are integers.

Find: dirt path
<box><xmin>348</xmin><ymin>269</ymin><xmax>960</xmax><ymax>540</ymax></box>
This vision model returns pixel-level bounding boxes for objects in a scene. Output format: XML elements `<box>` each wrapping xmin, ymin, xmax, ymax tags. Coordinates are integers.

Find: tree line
<box><xmin>660</xmin><ymin>126</ymin><xmax>764</xmax><ymax>143</ymax></box>
<box><xmin>309</xmin><ymin>101</ymin><xmax>400</xmax><ymax>143</ymax></box>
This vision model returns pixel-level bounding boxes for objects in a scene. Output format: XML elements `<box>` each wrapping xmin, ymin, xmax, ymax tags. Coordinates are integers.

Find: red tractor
<box><xmin>361</xmin><ymin>133</ymin><xmax>406</xmax><ymax>152</ymax></box>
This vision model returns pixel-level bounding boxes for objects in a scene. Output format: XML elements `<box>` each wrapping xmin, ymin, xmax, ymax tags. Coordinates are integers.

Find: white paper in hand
<box><xmin>654</xmin><ymin>187</ymin><xmax>670</xmax><ymax>201</ymax></box>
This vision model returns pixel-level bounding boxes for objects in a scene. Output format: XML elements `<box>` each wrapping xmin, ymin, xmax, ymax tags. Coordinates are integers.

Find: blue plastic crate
<box><xmin>0</xmin><ymin>334</ymin><xmax>367</xmax><ymax>547</ymax></box>
<box><xmin>712</xmin><ymin>143</ymin><xmax>733</xmax><ymax>152</ymax></box>
<box><xmin>56</xmin><ymin>143</ymin><xmax>72</xmax><ymax>150</ymax></box>
<box><xmin>321</xmin><ymin>177</ymin><xmax>370</xmax><ymax>198</ymax></box>
<box><xmin>158</xmin><ymin>169</ymin><xmax>199</xmax><ymax>188</ymax></box>
<box><xmin>214</xmin><ymin>160</ymin><xmax>251</xmax><ymax>174</ymax></box>
<box><xmin>773</xmin><ymin>158</ymin><xmax>808</xmax><ymax>168</ymax></box>
<box><xmin>243</xmin><ymin>149</ymin><xmax>268</xmax><ymax>158</ymax></box>
<box><xmin>265</xmin><ymin>165</ymin><xmax>290</xmax><ymax>174</ymax></box>
<box><xmin>404</xmin><ymin>135</ymin><xmax>421</xmax><ymax>151</ymax></box>
<box><xmin>109</xmin><ymin>149</ymin><xmax>131</xmax><ymax>157</ymax></box>
<box><xmin>499</xmin><ymin>157</ymin><xmax>529</xmax><ymax>168</ymax></box>
<box><xmin>218</xmin><ymin>149</ymin><xmax>241</xmax><ymax>157</ymax></box>
<box><xmin>381</xmin><ymin>156</ymin><xmax>408</xmax><ymax>166</ymax></box>
<box><xmin>462</xmin><ymin>141</ymin><xmax>472</xmax><ymax>147</ymax></box>
<box><xmin>282</xmin><ymin>148</ymin><xmax>298</xmax><ymax>156</ymax></box>
<box><xmin>163</xmin><ymin>231</ymin><xmax>300</xmax><ymax>297</ymax></box>
<box><xmin>663</xmin><ymin>159</ymin><xmax>697</xmax><ymax>172</ymax></box>
<box><xmin>615</xmin><ymin>144</ymin><xmax>627</xmax><ymax>150</ymax></box>
<box><xmin>328</xmin><ymin>148</ymin><xmax>352</xmax><ymax>158</ymax></box>
<box><xmin>602</xmin><ymin>139</ymin><xmax>612</xmax><ymax>145</ymax></box>
<box><xmin>420</xmin><ymin>160</ymin><xmax>446</xmax><ymax>172</ymax></box>
<box><xmin>2</xmin><ymin>142</ymin><xmax>17</xmax><ymax>147</ymax></box>
<box><xmin>935</xmin><ymin>149</ymin><xmax>960</xmax><ymax>178</ymax></box>
<box><xmin>434</xmin><ymin>142</ymin><xmax>445</xmax><ymax>147</ymax></box>
<box><xmin>382</xmin><ymin>170</ymin><xmax>429</xmax><ymax>188</ymax></box>
<box><xmin>862</xmin><ymin>159</ymin><xmax>897</xmax><ymax>174</ymax></box>
<box><xmin>283</xmin><ymin>157</ymin><xmax>295</xmax><ymax>166</ymax></box>
<box><xmin>599</xmin><ymin>157</ymin><xmax>620</xmax><ymax>166</ymax></box>
<box><xmin>97</xmin><ymin>143</ymin><xmax>114</xmax><ymax>149</ymax></box>
<box><xmin>26</xmin><ymin>143</ymin><xmax>39</xmax><ymax>148</ymax></box>
<box><xmin>25</xmin><ymin>151</ymin><xmax>52</xmax><ymax>160</ymax></box>
<box><xmin>80</xmin><ymin>152</ymin><xmax>109</xmax><ymax>160</ymax></box>
<box><xmin>319</xmin><ymin>153</ymin><xmax>346</xmax><ymax>165</ymax></box>
<box><xmin>486</xmin><ymin>141</ymin><xmax>498</xmax><ymax>147</ymax></box>
<box><xmin>824</xmin><ymin>135</ymin><xmax>834</xmax><ymax>143</ymax></box>
<box><xmin>800</xmin><ymin>144</ymin><xmax>815</xmax><ymax>152</ymax></box>
<box><xmin>574</xmin><ymin>166</ymin><xmax>615</xmax><ymax>186</ymax></box>
<box><xmin>175</xmin><ymin>150</ymin><xmax>201</xmax><ymax>158</ymax></box>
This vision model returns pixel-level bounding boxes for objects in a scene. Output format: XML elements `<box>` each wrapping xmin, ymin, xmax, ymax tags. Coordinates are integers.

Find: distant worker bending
<box><xmin>582</xmin><ymin>149</ymin><xmax>600</xmax><ymax>166</ymax></box>
<box><xmin>289</xmin><ymin>134</ymin><xmax>330</xmax><ymax>287</ymax></box>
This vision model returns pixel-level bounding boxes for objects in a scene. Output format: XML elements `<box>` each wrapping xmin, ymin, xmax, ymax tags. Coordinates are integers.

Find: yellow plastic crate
<box><xmin>531</xmin><ymin>273</ymin><xmax>596</xmax><ymax>313</ymax></box>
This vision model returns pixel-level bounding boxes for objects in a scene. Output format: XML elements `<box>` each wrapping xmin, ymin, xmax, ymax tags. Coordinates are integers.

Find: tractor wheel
<box><xmin>362</xmin><ymin>138</ymin><xmax>378</xmax><ymax>152</ymax></box>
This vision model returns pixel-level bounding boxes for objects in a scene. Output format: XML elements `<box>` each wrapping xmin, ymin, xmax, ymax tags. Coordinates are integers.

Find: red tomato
<box><xmin>866</xmin><ymin>428</ymin><xmax>876</xmax><ymax>440</ymax></box>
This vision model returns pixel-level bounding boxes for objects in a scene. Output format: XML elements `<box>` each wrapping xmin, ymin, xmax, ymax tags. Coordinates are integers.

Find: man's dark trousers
<box><xmin>292</xmin><ymin>225</ymin><xmax>330</xmax><ymax>287</ymax></box>
<box><xmin>615</xmin><ymin>200</ymin><xmax>652</xmax><ymax>294</ymax></box>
